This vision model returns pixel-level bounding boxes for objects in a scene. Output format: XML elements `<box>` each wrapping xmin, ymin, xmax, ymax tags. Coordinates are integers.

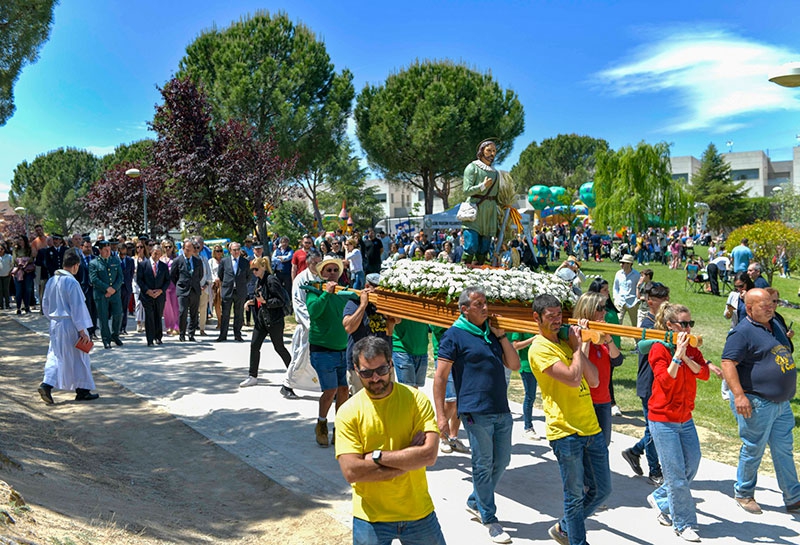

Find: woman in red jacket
<box><xmin>646</xmin><ymin>303</ymin><xmax>709</xmax><ymax>543</ymax></box>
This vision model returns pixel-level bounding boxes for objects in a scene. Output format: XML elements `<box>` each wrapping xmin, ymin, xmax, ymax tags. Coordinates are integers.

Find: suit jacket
<box><xmin>76</xmin><ymin>253</ymin><xmax>94</xmax><ymax>295</ymax></box>
<box><xmin>136</xmin><ymin>258</ymin><xmax>171</xmax><ymax>297</ymax></box>
<box><xmin>88</xmin><ymin>255</ymin><xmax>123</xmax><ymax>297</ymax></box>
<box><xmin>170</xmin><ymin>254</ymin><xmax>203</xmax><ymax>297</ymax></box>
<box><xmin>218</xmin><ymin>255</ymin><xmax>251</xmax><ymax>301</ymax></box>
<box><xmin>120</xmin><ymin>256</ymin><xmax>135</xmax><ymax>290</ymax></box>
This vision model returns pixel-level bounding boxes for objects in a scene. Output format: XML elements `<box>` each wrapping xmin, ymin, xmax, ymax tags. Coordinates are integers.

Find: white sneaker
<box><xmin>239</xmin><ymin>376</ymin><xmax>258</xmax><ymax>387</ymax></box>
<box><xmin>611</xmin><ymin>405</ymin><xmax>623</xmax><ymax>417</ymax></box>
<box><xmin>524</xmin><ymin>428</ymin><xmax>542</xmax><ymax>441</ymax></box>
<box><xmin>440</xmin><ymin>440</ymin><xmax>453</xmax><ymax>453</ymax></box>
<box><xmin>647</xmin><ymin>493</ymin><xmax>672</xmax><ymax>526</ymax></box>
<box><xmin>485</xmin><ymin>522</ymin><xmax>512</xmax><ymax>544</ymax></box>
<box><xmin>676</xmin><ymin>527</ymin><xmax>700</xmax><ymax>542</ymax></box>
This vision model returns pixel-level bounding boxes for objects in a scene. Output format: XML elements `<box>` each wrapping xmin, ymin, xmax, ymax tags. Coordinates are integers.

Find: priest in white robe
<box><xmin>38</xmin><ymin>250</ymin><xmax>99</xmax><ymax>404</ymax></box>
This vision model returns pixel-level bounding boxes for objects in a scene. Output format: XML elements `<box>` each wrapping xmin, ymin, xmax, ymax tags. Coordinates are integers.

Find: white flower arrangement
<box><xmin>379</xmin><ymin>260</ymin><xmax>578</xmax><ymax>307</ymax></box>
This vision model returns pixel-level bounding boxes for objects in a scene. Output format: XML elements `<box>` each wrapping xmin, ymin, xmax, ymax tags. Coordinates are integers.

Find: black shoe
<box><xmin>112</xmin><ymin>337</ymin><xmax>123</xmax><ymax>346</ymax></box>
<box><xmin>75</xmin><ymin>389</ymin><xmax>100</xmax><ymax>401</ymax></box>
<box><xmin>189</xmin><ymin>336</ymin><xmax>196</xmax><ymax>342</ymax></box>
<box><xmin>119</xmin><ymin>330</ymin><xmax>127</xmax><ymax>336</ymax></box>
<box><xmin>38</xmin><ymin>383</ymin><xmax>54</xmax><ymax>405</ymax></box>
<box><xmin>280</xmin><ymin>386</ymin><xmax>299</xmax><ymax>400</ymax></box>
<box><xmin>235</xmin><ymin>336</ymin><xmax>245</xmax><ymax>342</ymax></box>
<box><xmin>622</xmin><ymin>448</ymin><xmax>643</xmax><ymax>476</ymax></box>
<box><xmin>199</xmin><ymin>330</ymin><xmax>207</xmax><ymax>336</ymax></box>
<box><xmin>648</xmin><ymin>473</ymin><xmax>664</xmax><ymax>486</ymax></box>
<box><xmin>103</xmin><ymin>342</ymin><xmax>112</xmax><ymax>349</ymax></box>
<box><xmin>16</xmin><ymin>309</ymin><xmax>21</xmax><ymax>315</ymax></box>
<box><xmin>147</xmin><ymin>341</ymin><xmax>154</xmax><ymax>347</ymax></box>
<box><xmin>214</xmin><ymin>337</ymin><xmax>227</xmax><ymax>342</ymax></box>
<box><xmin>155</xmin><ymin>339</ymin><xmax>163</xmax><ymax>345</ymax></box>
<box><xmin>179</xmin><ymin>335</ymin><xmax>186</xmax><ymax>342</ymax></box>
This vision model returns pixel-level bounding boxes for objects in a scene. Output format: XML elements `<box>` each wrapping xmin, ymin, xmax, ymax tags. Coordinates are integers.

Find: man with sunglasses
<box><xmin>291</xmin><ymin>235</ymin><xmax>314</xmax><ymax>281</ymax></box>
<box><xmin>335</xmin><ymin>336</ymin><xmax>445</xmax><ymax>545</ymax></box>
<box><xmin>721</xmin><ymin>287</ymin><xmax>800</xmax><ymax>515</ymax></box>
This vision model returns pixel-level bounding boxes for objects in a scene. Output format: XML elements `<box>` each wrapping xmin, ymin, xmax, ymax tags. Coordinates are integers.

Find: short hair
<box><xmin>533</xmin><ymin>293</ymin><xmax>562</xmax><ymax>316</ymax></box>
<box><xmin>654</xmin><ymin>302</ymin><xmax>690</xmax><ymax>330</ymax></box>
<box><xmin>63</xmin><ymin>251</ymin><xmax>81</xmax><ymax>268</ymax></box>
<box><xmin>280</xmin><ymin>236</ymin><xmax>289</xmax><ymax>244</ymax></box>
<box><xmin>741</xmin><ymin>238</ymin><xmax>748</xmax><ymax>245</ymax></box>
<box><xmin>305</xmin><ymin>249</ymin><xmax>321</xmax><ymax>264</ymax></box>
<box><xmin>748</xmin><ymin>262</ymin><xmax>762</xmax><ymax>273</ymax></box>
<box><xmin>587</xmin><ymin>277</ymin><xmax>609</xmax><ymax>293</ymax></box>
<box><xmin>646</xmin><ymin>282</ymin><xmax>670</xmax><ymax>300</ymax></box>
<box><xmin>641</xmin><ymin>268</ymin><xmax>654</xmax><ymax>279</ymax></box>
<box><xmin>458</xmin><ymin>286</ymin><xmax>486</xmax><ymax>310</ymax></box>
<box><xmin>352</xmin><ymin>336</ymin><xmax>392</xmax><ymax>368</ymax></box>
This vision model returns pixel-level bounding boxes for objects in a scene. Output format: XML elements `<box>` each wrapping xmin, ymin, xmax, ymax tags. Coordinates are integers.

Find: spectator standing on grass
<box><xmin>613</xmin><ymin>254</ymin><xmax>641</xmax><ymax>327</ymax></box>
<box><xmin>635</xmin><ymin>269</ymin><xmax>654</xmax><ymax>327</ymax></box>
<box><xmin>643</xmin><ymin>303</ymin><xmax>709</xmax><ymax>543</ymax></box>
<box><xmin>730</xmin><ymin>238</ymin><xmax>753</xmax><ymax>273</ymax></box>
<box><xmin>335</xmin><ymin>336</ymin><xmax>446</xmax><ymax>545</ymax></box>
<box><xmin>37</xmin><ymin>251</ymin><xmax>100</xmax><ymax>404</ymax></box>
<box><xmin>720</xmin><ymin>287</ymin><xmax>800</xmax><ymax>516</ymax></box>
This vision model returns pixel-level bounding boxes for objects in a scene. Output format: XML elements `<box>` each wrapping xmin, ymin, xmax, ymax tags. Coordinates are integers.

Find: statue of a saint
<box><xmin>462</xmin><ymin>139</ymin><xmax>499</xmax><ymax>265</ymax></box>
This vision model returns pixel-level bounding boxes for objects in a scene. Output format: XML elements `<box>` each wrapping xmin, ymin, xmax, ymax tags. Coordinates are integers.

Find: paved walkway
<box><xmin>11</xmin><ymin>311</ymin><xmax>800</xmax><ymax>544</ymax></box>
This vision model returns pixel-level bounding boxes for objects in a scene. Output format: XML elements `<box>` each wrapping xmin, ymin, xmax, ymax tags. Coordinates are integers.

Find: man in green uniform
<box><xmin>88</xmin><ymin>240</ymin><xmax>123</xmax><ymax>349</ymax></box>
<box><xmin>462</xmin><ymin>139</ymin><xmax>500</xmax><ymax>265</ymax></box>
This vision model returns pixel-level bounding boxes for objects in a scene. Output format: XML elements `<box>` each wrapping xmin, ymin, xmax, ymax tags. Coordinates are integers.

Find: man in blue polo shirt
<box><xmin>434</xmin><ymin>286</ymin><xmax>520</xmax><ymax>544</ymax></box>
<box><xmin>730</xmin><ymin>238</ymin><xmax>754</xmax><ymax>273</ymax></box>
<box><xmin>721</xmin><ymin>287</ymin><xmax>800</xmax><ymax>515</ymax></box>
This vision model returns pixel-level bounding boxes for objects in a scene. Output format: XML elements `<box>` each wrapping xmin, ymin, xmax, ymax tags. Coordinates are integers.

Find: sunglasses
<box><xmin>136</xmin><ymin>245</ymin><xmax>143</xmax><ymax>249</ymax></box>
<box><xmin>734</xmin><ymin>284</ymin><xmax>745</xmax><ymax>289</ymax></box>
<box><xmin>672</xmin><ymin>320</ymin><xmax>695</xmax><ymax>328</ymax></box>
<box><xmin>322</xmin><ymin>267</ymin><xmax>339</xmax><ymax>273</ymax></box>
<box><xmin>596</xmin><ymin>304</ymin><xmax>606</xmax><ymax>312</ymax></box>
<box><xmin>214</xmin><ymin>249</ymin><xmax>223</xmax><ymax>253</ymax></box>
<box><xmin>164</xmin><ymin>245</ymin><xmax>173</xmax><ymax>248</ymax></box>
<box><xmin>193</xmin><ymin>244</ymin><xmax>200</xmax><ymax>249</ymax></box>
<box><xmin>357</xmin><ymin>363</ymin><xmax>392</xmax><ymax>379</ymax></box>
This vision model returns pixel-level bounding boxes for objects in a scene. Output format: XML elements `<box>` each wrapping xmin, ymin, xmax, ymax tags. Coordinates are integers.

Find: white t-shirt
<box><xmin>346</xmin><ymin>249</ymin><xmax>363</xmax><ymax>273</ymax></box>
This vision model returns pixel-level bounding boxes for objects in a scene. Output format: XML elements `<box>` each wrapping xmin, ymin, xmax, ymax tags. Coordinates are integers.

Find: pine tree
<box><xmin>690</xmin><ymin>143</ymin><xmax>748</xmax><ymax>230</ymax></box>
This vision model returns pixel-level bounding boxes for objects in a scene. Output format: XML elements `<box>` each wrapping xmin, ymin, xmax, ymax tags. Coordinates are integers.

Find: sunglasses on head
<box><xmin>357</xmin><ymin>363</ymin><xmax>392</xmax><ymax>379</ymax></box>
<box><xmin>673</xmin><ymin>320</ymin><xmax>695</xmax><ymax>328</ymax></box>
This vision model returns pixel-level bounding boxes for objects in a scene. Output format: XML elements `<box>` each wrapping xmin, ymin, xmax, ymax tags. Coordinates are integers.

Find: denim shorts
<box><xmin>394</xmin><ymin>352</ymin><xmax>428</xmax><ymax>387</ymax></box>
<box><xmin>310</xmin><ymin>350</ymin><xmax>348</xmax><ymax>391</ymax></box>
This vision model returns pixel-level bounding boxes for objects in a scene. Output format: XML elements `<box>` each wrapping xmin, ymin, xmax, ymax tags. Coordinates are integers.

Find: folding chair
<box><xmin>685</xmin><ymin>264</ymin><xmax>704</xmax><ymax>292</ymax></box>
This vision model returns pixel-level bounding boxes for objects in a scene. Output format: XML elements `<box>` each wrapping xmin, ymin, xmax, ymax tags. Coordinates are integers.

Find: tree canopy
<box><xmin>9</xmin><ymin>147</ymin><xmax>99</xmax><ymax>235</ymax></box>
<box><xmin>355</xmin><ymin>59</ymin><xmax>524</xmax><ymax>214</ymax></box>
<box><xmin>727</xmin><ymin>221</ymin><xmax>800</xmax><ymax>284</ymax></box>
<box><xmin>0</xmin><ymin>0</ymin><xmax>57</xmax><ymax>125</ymax></box>
<box><xmin>510</xmin><ymin>133</ymin><xmax>609</xmax><ymax>192</ymax></box>
<box><xmin>593</xmin><ymin>141</ymin><xmax>691</xmax><ymax>232</ymax></box>
<box><xmin>176</xmin><ymin>11</ymin><xmax>354</xmax><ymax>174</ymax></box>
<box><xmin>97</xmin><ymin>139</ymin><xmax>154</xmax><ymax>172</ymax></box>
<box><xmin>149</xmin><ymin>75</ymin><xmax>296</xmax><ymax>242</ymax></box>
<box><xmin>688</xmin><ymin>143</ymin><xmax>748</xmax><ymax>230</ymax></box>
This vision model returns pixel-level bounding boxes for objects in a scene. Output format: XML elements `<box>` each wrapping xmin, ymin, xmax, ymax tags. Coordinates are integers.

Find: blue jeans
<box><xmin>309</xmin><ymin>350</ymin><xmax>347</xmax><ymax>391</ymax></box>
<box><xmin>630</xmin><ymin>396</ymin><xmax>662</xmax><ymax>477</ymax></box>
<box><xmin>352</xmin><ymin>511</ymin><xmax>446</xmax><ymax>545</ymax></box>
<box><xmin>520</xmin><ymin>371</ymin><xmax>538</xmax><ymax>431</ymax></box>
<box><xmin>351</xmin><ymin>270</ymin><xmax>365</xmax><ymax>290</ymax></box>
<box><xmin>594</xmin><ymin>402</ymin><xmax>612</xmax><ymax>447</ymax></box>
<box><xmin>462</xmin><ymin>412</ymin><xmax>513</xmax><ymax>524</ymax></box>
<box><xmin>649</xmin><ymin>419</ymin><xmax>701</xmax><ymax>532</ymax></box>
<box><xmin>551</xmin><ymin>432</ymin><xmax>612</xmax><ymax>545</ymax></box>
<box><xmin>393</xmin><ymin>352</ymin><xmax>428</xmax><ymax>387</ymax></box>
<box><xmin>463</xmin><ymin>228</ymin><xmax>491</xmax><ymax>259</ymax></box>
<box><xmin>729</xmin><ymin>394</ymin><xmax>800</xmax><ymax>505</ymax></box>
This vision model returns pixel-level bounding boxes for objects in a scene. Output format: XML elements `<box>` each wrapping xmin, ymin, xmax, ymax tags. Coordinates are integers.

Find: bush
<box><xmin>727</xmin><ymin>221</ymin><xmax>800</xmax><ymax>283</ymax></box>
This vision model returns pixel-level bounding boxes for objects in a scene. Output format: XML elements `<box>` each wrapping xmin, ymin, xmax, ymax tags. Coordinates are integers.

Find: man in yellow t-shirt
<box><xmin>529</xmin><ymin>294</ymin><xmax>611</xmax><ymax>545</ymax></box>
<box><xmin>335</xmin><ymin>336</ymin><xmax>445</xmax><ymax>545</ymax></box>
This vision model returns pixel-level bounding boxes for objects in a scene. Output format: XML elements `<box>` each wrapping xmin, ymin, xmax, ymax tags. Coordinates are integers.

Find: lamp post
<box><xmin>125</xmin><ymin>168</ymin><xmax>146</xmax><ymax>235</ymax></box>
<box><xmin>14</xmin><ymin>206</ymin><xmax>27</xmax><ymax>236</ymax></box>
<box><xmin>769</xmin><ymin>62</ymin><xmax>800</xmax><ymax>88</ymax></box>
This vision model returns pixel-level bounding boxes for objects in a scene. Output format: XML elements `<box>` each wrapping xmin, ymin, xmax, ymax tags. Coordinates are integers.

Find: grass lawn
<box><xmin>506</xmin><ymin>254</ymin><xmax>800</xmax><ymax>473</ymax></box>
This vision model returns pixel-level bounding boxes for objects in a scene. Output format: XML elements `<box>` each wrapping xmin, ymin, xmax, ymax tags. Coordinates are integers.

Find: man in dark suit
<box><xmin>76</xmin><ymin>238</ymin><xmax>97</xmax><ymax>338</ymax></box>
<box><xmin>118</xmin><ymin>242</ymin><xmax>135</xmax><ymax>335</ymax></box>
<box><xmin>171</xmin><ymin>238</ymin><xmax>204</xmax><ymax>342</ymax></box>
<box><xmin>216</xmin><ymin>241</ymin><xmax>251</xmax><ymax>342</ymax></box>
<box><xmin>136</xmin><ymin>243</ymin><xmax>170</xmax><ymax>346</ymax></box>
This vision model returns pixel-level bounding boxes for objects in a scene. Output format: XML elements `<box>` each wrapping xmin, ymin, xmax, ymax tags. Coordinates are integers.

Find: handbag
<box><xmin>75</xmin><ymin>336</ymin><xmax>94</xmax><ymax>353</ymax></box>
<box><xmin>456</xmin><ymin>200</ymin><xmax>478</xmax><ymax>222</ymax></box>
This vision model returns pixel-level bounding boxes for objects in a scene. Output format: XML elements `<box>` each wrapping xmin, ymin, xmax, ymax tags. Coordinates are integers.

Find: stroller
<box><xmin>612</xmin><ymin>242</ymin><xmax>629</xmax><ymax>262</ymax></box>
<box><xmin>601</xmin><ymin>239</ymin><xmax>612</xmax><ymax>259</ymax></box>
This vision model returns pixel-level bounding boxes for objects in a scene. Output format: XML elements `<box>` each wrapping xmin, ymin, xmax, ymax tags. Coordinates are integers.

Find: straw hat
<box><xmin>620</xmin><ymin>254</ymin><xmax>635</xmax><ymax>264</ymax></box>
<box><xmin>318</xmin><ymin>256</ymin><xmax>344</xmax><ymax>280</ymax></box>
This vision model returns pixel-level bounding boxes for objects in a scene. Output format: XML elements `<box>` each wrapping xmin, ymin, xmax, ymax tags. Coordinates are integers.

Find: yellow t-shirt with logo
<box><xmin>335</xmin><ymin>383</ymin><xmax>439</xmax><ymax>522</ymax></box>
<box><xmin>529</xmin><ymin>335</ymin><xmax>601</xmax><ymax>441</ymax></box>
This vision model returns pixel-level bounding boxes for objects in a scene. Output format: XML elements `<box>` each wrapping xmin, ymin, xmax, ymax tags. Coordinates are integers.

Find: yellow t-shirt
<box><xmin>529</xmin><ymin>335</ymin><xmax>601</xmax><ymax>441</ymax></box>
<box><xmin>335</xmin><ymin>383</ymin><xmax>440</xmax><ymax>522</ymax></box>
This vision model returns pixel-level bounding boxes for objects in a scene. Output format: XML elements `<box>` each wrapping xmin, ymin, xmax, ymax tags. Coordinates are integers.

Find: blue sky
<box><xmin>3</xmin><ymin>0</ymin><xmax>800</xmax><ymax>201</ymax></box>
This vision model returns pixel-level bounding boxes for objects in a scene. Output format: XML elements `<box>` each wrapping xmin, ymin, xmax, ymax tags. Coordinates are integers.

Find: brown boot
<box><xmin>315</xmin><ymin>419</ymin><xmax>329</xmax><ymax>448</ymax></box>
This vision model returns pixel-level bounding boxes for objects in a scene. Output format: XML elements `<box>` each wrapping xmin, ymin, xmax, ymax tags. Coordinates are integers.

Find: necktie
<box><xmin>188</xmin><ymin>257</ymin><xmax>193</xmax><ymax>274</ymax></box>
<box><xmin>152</xmin><ymin>261</ymin><xmax>157</xmax><ymax>276</ymax></box>
<box><xmin>232</xmin><ymin>258</ymin><xmax>238</xmax><ymax>275</ymax></box>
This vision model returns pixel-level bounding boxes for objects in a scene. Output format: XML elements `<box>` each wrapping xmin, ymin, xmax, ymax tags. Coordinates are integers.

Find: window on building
<box><xmin>418</xmin><ymin>191</ymin><xmax>425</xmax><ymax>201</ymax></box>
<box><xmin>731</xmin><ymin>168</ymin><xmax>760</xmax><ymax>180</ymax></box>
<box><xmin>375</xmin><ymin>193</ymin><xmax>387</xmax><ymax>203</ymax></box>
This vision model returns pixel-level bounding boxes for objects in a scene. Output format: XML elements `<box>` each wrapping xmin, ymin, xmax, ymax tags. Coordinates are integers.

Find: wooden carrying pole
<box><xmin>318</xmin><ymin>284</ymin><xmax>703</xmax><ymax>348</ymax></box>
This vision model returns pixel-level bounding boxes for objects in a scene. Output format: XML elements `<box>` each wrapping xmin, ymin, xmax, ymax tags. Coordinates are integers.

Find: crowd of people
<box><xmin>4</xmin><ymin>219</ymin><xmax>798</xmax><ymax>545</ymax></box>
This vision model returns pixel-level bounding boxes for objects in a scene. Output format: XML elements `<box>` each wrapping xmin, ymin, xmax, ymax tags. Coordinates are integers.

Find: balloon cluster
<box><xmin>527</xmin><ymin>182</ymin><xmax>596</xmax><ymax>209</ymax></box>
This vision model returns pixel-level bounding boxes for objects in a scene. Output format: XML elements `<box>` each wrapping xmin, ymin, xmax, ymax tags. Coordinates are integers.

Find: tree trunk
<box><xmin>423</xmin><ymin>169</ymin><xmax>435</xmax><ymax>215</ymax></box>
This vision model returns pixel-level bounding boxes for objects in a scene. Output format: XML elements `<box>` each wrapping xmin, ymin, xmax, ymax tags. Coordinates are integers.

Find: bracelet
<box><xmin>671</xmin><ymin>356</ymin><xmax>682</xmax><ymax>365</ymax></box>
<box><xmin>497</xmin><ymin>334</ymin><xmax>507</xmax><ymax>341</ymax></box>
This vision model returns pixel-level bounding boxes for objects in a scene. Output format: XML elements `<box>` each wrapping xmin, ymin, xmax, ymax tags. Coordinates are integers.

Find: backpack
<box><xmin>266</xmin><ymin>274</ymin><xmax>293</xmax><ymax>317</ymax></box>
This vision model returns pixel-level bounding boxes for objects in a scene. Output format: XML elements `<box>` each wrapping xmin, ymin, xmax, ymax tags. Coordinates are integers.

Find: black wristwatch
<box><xmin>372</xmin><ymin>449</ymin><xmax>383</xmax><ymax>465</ymax></box>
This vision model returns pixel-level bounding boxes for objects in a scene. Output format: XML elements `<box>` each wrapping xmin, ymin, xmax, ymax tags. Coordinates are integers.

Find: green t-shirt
<box><xmin>392</xmin><ymin>319</ymin><xmax>430</xmax><ymax>356</ymax></box>
<box><xmin>529</xmin><ymin>335</ymin><xmax>600</xmax><ymax>441</ymax></box>
<box><xmin>508</xmin><ymin>331</ymin><xmax>534</xmax><ymax>373</ymax></box>
<box><xmin>306</xmin><ymin>290</ymin><xmax>348</xmax><ymax>351</ymax></box>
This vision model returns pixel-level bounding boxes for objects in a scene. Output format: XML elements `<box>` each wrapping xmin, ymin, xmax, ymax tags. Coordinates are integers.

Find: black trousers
<box><xmin>707</xmin><ymin>262</ymin><xmax>719</xmax><ymax>296</ymax></box>
<box><xmin>120</xmin><ymin>283</ymin><xmax>131</xmax><ymax>331</ymax></box>
<box><xmin>219</xmin><ymin>296</ymin><xmax>245</xmax><ymax>340</ymax></box>
<box><xmin>142</xmin><ymin>294</ymin><xmax>165</xmax><ymax>343</ymax></box>
<box><xmin>249</xmin><ymin>316</ymin><xmax>291</xmax><ymax>377</ymax></box>
<box><xmin>178</xmin><ymin>290</ymin><xmax>200</xmax><ymax>337</ymax></box>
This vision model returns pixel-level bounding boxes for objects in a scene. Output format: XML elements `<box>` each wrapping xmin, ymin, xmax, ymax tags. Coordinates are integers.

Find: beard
<box><xmin>364</xmin><ymin>377</ymin><xmax>392</xmax><ymax>396</ymax></box>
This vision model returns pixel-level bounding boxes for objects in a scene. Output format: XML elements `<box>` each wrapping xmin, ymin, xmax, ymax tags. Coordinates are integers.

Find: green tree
<box><xmin>176</xmin><ymin>11</ymin><xmax>354</xmax><ymax>174</ymax></box>
<box><xmin>727</xmin><ymin>221</ymin><xmax>800</xmax><ymax>284</ymax></box>
<box><xmin>510</xmin><ymin>134</ymin><xmax>609</xmax><ymax>192</ymax></box>
<box><xmin>689</xmin><ymin>143</ymin><xmax>748</xmax><ymax>230</ymax></box>
<box><xmin>316</xmin><ymin>140</ymin><xmax>383</xmax><ymax>230</ymax></box>
<box><xmin>269</xmin><ymin>200</ymin><xmax>315</xmax><ymax>245</ymax></box>
<box><xmin>593</xmin><ymin>141</ymin><xmax>691</xmax><ymax>232</ymax></box>
<box><xmin>355</xmin><ymin>59</ymin><xmax>524</xmax><ymax>214</ymax></box>
<box><xmin>97</xmin><ymin>139</ymin><xmax>154</xmax><ymax>172</ymax></box>
<box><xmin>773</xmin><ymin>185</ymin><xmax>800</xmax><ymax>227</ymax></box>
<box><xmin>0</xmin><ymin>0</ymin><xmax>57</xmax><ymax>125</ymax></box>
<box><xmin>9</xmin><ymin>147</ymin><xmax>100</xmax><ymax>234</ymax></box>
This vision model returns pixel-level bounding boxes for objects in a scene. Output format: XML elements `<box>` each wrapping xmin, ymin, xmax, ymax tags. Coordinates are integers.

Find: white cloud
<box><xmin>595</xmin><ymin>27</ymin><xmax>800</xmax><ymax>132</ymax></box>
<box><xmin>84</xmin><ymin>145</ymin><xmax>118</xmax><ymax>157</ymax></box>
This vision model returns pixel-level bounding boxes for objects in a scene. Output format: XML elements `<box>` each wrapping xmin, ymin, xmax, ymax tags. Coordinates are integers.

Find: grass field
<box><xmin>506</xmin><ymin>253</ymin><xmax>800</xmax><ymax>473</ymax></box>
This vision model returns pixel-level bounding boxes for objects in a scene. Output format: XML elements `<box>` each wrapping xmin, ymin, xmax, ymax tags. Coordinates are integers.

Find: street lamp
<box><xmin>769</xmin><ymin>62</ymin><xmax>800</xmax><ymax>88</ymax></box>
<box><xmin>14</xmin><ymin>206</ymin><xmax>27</xmax><ymax>236</ymax></box>
<box><xmin>125</xmin><ymin>168</ymin><xmax>147</xmax><ymax>235</ymax></box>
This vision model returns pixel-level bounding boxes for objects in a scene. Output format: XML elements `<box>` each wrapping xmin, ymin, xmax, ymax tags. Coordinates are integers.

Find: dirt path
<box><xmin>0</xmin><ymin>317</ymin><xmax>349</xmax><ymax>545</ymax></box>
